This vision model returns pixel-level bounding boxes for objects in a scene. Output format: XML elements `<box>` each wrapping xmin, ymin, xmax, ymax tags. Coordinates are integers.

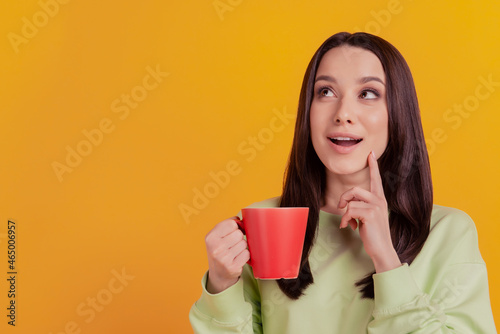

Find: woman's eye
<box><xmin>360</xmin><ymin>90</ymin><xmax>379</xmax><ymax>100</ymax></box>
<box><xmin>319</xmin><ymin>88</ymin><xmax>334</xmax><ymax>97</ymax></box>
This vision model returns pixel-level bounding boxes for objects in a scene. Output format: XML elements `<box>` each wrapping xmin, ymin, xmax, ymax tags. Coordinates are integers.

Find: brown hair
<box><xmin>278</xmin><ymin>32</ymin><xmax>433</xmax><ymax>299</ymax></box>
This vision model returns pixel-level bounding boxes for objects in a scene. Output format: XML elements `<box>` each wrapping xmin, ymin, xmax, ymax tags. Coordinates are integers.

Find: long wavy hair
<box><xmin>278</xmin><ymin>32</ymin><xmax>433</xmax><ymax>299</ymax></box>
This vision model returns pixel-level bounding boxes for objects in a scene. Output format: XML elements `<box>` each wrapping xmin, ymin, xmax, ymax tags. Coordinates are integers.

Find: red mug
<box><xmin>237</xmin><ymin>207</ymin><xmax>309</xmax><ymax>279</ymax></box>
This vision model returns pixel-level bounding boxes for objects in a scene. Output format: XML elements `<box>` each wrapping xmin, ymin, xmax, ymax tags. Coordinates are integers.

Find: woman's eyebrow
<box><xmin>315</xmin><ymin>75</ymin><xmax>385</xmax><ymax>86</ymax></box>
<box><xmin>315</xmin><ymin>75</ymin><xmax>336</xmax><ymax>83</ymax></box>
<box><xmin>359</xmin><ymin>76</ymin><xmax>385</xmax><ymax>86</ymax></box>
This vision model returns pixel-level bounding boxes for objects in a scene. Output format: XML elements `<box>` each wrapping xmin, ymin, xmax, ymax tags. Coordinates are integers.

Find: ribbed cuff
<box><xmin>373</xmin><ymin>263</ymin><xmax>422</xmax><ymax>313</ymax></box>
<box><xmin>195</xmin><ymin>271</ymin><xmax>250</xmax><ymax>323</ymax></box>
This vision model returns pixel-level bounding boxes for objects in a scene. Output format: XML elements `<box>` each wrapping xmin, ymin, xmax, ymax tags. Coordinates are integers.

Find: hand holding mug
<box><xmin>205</xmin><ymin>217</ymin><xmax>250</xmax><ymax>294</ymax></box>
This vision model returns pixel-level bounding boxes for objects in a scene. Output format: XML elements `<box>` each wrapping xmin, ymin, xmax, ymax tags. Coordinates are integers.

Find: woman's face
<box><xmin>310</xmin><ymin>45</ymin><xmax>389</xmax><ymax>177</ymax></box>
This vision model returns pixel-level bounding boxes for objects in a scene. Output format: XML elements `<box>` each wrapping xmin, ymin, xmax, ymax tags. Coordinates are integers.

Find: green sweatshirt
<box><xmin>189</xmin><ymin>197</ymin><xmax>497</xmax><ymax>333</ymax></box>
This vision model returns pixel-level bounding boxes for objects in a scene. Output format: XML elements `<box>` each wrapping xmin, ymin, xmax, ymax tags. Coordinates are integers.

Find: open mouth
<box><xmin>328</xmin><ymin>137</ymin><xmax>363</xmax><ymax>147</ymax></box>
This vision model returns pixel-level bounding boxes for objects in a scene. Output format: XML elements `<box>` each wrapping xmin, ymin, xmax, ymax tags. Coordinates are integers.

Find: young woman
<box><xmin>189</xmin><ymin>32</ymin><xmax>497</xmax><ymax>333</ymax></box>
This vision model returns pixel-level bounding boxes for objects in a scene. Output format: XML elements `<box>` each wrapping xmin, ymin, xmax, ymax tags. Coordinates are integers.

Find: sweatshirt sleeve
<box><xmin>367</xmin><ymin>210</ymin><xmax>497</xmax><ymax>334</ymax></box>
<box><xmin>189</xmin><ymin>265</ymin><xmax>262</xmax><ymax>333</ymax></box>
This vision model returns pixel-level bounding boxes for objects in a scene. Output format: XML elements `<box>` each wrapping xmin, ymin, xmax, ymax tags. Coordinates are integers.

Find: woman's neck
<box><xmin>321</xmin><ymin>167</ymin><xmax>371</xmax><ymax>215</ymax></box>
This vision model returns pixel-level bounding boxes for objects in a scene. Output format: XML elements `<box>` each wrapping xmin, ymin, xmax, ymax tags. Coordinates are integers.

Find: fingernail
<box><xmin>371</xmin><ymin>150</ymin><xmax>376</xmax><ymax>159</ymax></box>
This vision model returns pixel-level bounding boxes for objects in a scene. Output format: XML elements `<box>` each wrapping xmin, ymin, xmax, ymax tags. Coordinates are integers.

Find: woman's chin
<box><xmin>325</xmin><ymin>163</ymin><xmax>368</xmax><ymax>177</ymax></box>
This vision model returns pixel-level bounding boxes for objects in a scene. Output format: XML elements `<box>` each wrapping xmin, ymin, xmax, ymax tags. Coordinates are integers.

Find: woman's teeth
<box><xmin>329</xmin><ymin>137</ymin><xmax>363</xmax><ymax>147</ymax></box>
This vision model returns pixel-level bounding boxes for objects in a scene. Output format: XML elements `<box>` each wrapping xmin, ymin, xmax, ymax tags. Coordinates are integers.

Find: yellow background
<box><xmin>0</xmin><ymin>0</ymin><xmax>498</xmax><ymax>332</ymax></box>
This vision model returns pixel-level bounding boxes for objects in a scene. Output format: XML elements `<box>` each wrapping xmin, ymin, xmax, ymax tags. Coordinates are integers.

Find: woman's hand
<box><xmin>205</xmin><ymin>217</ymin><xmax>250</xmax><ymax>294</ymax></box>
<box><xmin>338</xmin><ymin>151</ymin><xmax>401</xmax><ymax>273</ymax></box>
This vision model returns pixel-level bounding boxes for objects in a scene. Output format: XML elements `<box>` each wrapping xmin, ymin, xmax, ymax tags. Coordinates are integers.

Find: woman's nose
<box><xmin>333</xmin><ymin>99</ymin><xmax>355</xmax><ymax>125</ymax></box>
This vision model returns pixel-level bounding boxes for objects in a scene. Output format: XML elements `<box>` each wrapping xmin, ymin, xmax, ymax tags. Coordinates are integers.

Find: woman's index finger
<box><xmin>369</xmin><ymin>151</ymin><xmax>384</xmax><ymax>196</ymax></box>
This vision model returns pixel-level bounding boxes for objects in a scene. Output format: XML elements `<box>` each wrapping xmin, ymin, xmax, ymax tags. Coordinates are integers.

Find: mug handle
<box><xmin>235</xmin><ymin>218</ymin><xmax>245</xmax><ymax>234</ymax></box>
<box><xmin>234</xmin><ymin>218</ymin><xmax>252</xmax><ymax>266</ymax></box>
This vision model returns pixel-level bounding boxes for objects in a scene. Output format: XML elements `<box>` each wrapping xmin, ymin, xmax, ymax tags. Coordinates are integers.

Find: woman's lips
<box><xmin>329</xmin><ymin>137</ymin><xmax>362</xmax><ymax>146</ymax></box>
<box><xmin>327</xmin><ymin>137</ymin><xmax>363</xmax><ymax>153</ymax></box>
